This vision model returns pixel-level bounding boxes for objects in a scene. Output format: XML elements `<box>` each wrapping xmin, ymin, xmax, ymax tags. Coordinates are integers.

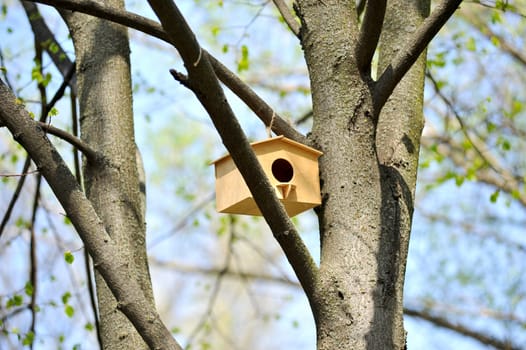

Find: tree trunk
<box><xmin>375</xmin><ymin>1</ymin><xmax>430</xmax><ymax>349</ymax></box>
<box><xmin>61</xmin><ymin>1</ymin><xmax>153</xmax><ymax>348</ymax></box>
<box><xmin>296</xmin><ymin>1</ymin><xmax>429</xmax><ymax>349</ymax></box>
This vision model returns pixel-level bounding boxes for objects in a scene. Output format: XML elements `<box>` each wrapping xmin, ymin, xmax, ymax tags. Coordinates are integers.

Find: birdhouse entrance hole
<box><xmin>272</xmin><ymin>158</ymin><xmax>294</xmax><ymax>182</ymax></box>
<box><xmin>212</xmin><ymin>135</ymin><xmax>323</xmax><ymax>217</ymax></box>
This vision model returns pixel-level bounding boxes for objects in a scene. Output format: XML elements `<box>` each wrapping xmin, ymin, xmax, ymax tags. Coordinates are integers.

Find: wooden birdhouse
<box><xmin>212</xmin><ymin>136</ymin><xmax>323</xmax><ymax>217</ymax></box>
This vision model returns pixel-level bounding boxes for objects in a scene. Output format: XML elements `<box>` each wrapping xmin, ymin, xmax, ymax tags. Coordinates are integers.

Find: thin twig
<box><xmin>0</xmin><ymin>157</ymin><xmax>32</xmax><ymax>239</ymax></box>
<box><xmin>28</xmin><ymin>175</ymin><xmax>41</xmax><ymax>350</ymax></box>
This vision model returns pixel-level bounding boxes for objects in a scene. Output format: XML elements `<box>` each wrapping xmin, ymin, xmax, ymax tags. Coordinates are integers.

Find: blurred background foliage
<box><xmin>0</xmin><ymin>1</ymin><xmax>525</xmax><ymax>349</ymax></box>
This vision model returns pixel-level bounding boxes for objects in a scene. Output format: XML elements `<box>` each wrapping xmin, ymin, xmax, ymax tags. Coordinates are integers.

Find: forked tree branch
<box><xmin>355</xmin><ymin>0</ymin><xmax>386</xmax><ymax>73</ymax></box>
<box><xmin>146</xmin><ymin>0</ymin><xmax>318</xmax><ymax>304</ymax></box>
<box><xmin>27</xmin><ymin>0</ymin><xmax>305</xmax><ymax>142</ymax></box>
<box><xmin>374</xmin><ymin>0</ymin><xmax>463</xmax><ymax>110</ymax></box>
<box><xmin>0</xmin><ymin>80</ymin><xmax>183</xmax><ymax>350</ymax></box>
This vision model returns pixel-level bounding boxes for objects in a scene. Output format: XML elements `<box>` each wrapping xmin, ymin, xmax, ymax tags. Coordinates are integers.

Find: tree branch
<box><xmin>355</xmin><ymin>0</ymin><xmax>386</xmax><ymax>73</ymax></box>
<box><xmin>0</xmin><ymin>80</ymin><xmax>183</xmax><ymax>350</ymax></box>
<box><xmin>272</xmin><ymin>0</ymin><xmax>300</xmax><ymax>37</ymax></box>
<box><xmin>27</xmin><ymin>0</ymin><xmax>305</xmax><ymax>142</ymax></box>
<box><xmin>405</xmin><ymin>307</ymin><xmax>522</xmax><ymax>350</ymax></box>
<box><xmin>146</xmin><ymin>0</ymin><xmax>318</xmax><ymax>304</ymax></box>
<box><xmin>374</xmin><ymin>0</ymin><xmax>462</xmax><ymax>110</ymax></box>
<box><xmin>37</xmin><ymin>121</ymin><xmax>100</xmax><ymax>160</ymax></box>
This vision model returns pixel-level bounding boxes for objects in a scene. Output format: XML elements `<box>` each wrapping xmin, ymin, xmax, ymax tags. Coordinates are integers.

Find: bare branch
<box><xmin>405</xmin><ymin>307</ymin><xmax>522</xmax><ymax>350</ymax></box>
<box><xmin>272</xmin><ymin>0</ymin><xmax>300</xmax><ymax>37</ymax></box>
<box><xmin>0</xmin><ymin>79</ymin><xmax>183</xmax><ymax>350</ymax></box>
<box><xmin>146</xmin><ymin>0</ymin><xmax>318</xmax><ymax>304</ymax></box>
<box><xmin>37</xmin><ymin>121</ymin><xmax>100</xmax><ymax>160</ymax></box>
<box><xmin>374</xmin><ymin>0</ymin><xmax>462</xmax><ymax>110</ymax></box>
<box><xmin>0</xmin><ymin>158</ymin><xmax>32</xmax><ymax>239</ymax></box>
<box><xmin>27</xmin><ymin>0</ymin><xmax>305</xmax><ymax>142</ymax></box>
<box><xmin>208</xmin><ymin>56</ymin><xmax>306</xmax><ymax>142</ymax></box>
<box><xmin>356</xmin><ymin>0</ymin><xmax>386</xmax><ymax>73</ymax></box>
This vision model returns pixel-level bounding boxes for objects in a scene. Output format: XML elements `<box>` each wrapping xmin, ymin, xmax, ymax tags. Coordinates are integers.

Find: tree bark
<box><xmin>296</xmin><ymin>1</ymin><xmax>383</xmax><ymax>349</ymax></box>
<box><xmin>296</xmin><ymin>0</ymin><xmax>429</xmax><ymax>349</ymax></box>
<box><xmin>61</xmin><ymin>1</ymin><xmax>153</xmax><ymax>348</ymax></box>
<box><xmin>375</xmin><ymin>1</ymin><xmax>430</xmax><ymax>349</ymax></box>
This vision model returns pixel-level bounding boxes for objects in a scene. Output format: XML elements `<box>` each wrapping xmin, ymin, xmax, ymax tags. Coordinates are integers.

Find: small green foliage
<box><xmin>24</xmin><ymin>281</ymin><xmax>33</xmax><ymax>297</ymax></box>
<box><xmin>22</xmin><ymin>331</ymin><xmax>34</xmax><ymax>346</ymax></box>
<box><xmin>15</xmin><ymin>216</ymin><xmax>27</xmax><ymax>228</ymax></box>
<box><xmin>85</xmin><ymin>322</ymin><xmax>94</xmax><ymax>331</ymax></box>
<box><xmin>427</xmin><ymin>52</ymin><xmax>446</xmax><ymax>68</ymax></box>
<box><xmin>222</xmin><ymin>44</ymin><xmax>229</xmax><ymax>53</ymax></box>
<box><xmin>6</xmin><ymin>294</ymin><xmax>23</xmax><ymax>308</ymax></box>
<box><xmin>211</xmin><ymin>25</ymin><xmax>220</xmax><ymax>37</ymax></box>
<box><xmin>31</xmin><ymin>64</ymin><xmax>52</xmax><ymax>87</ymax></box>
<box><xmin>491</xmin><ymin>11</ymin><xmax>502</xmax><ymax>23</ymax></box>
<box><xmin>170</xmin><ymin>326</ymin><xmax>181</xmax><ymax>334</ymax></box>
<box><xmin>490</xmin><ymin>189</ymin><xmax>500</xmax><ymax>203</ymax></box>
<box><xmin>64</xmin><ymin>304</ymin><xmax>75</xmax><ymax>318</ymax></box>
<box><xmin>63</xmin><ymin>216</ymin><xmax>72</xmax><ymax>225</ymax></box>
<box><xmin>48</xmin><ymin>107</ymin><xmax>59</xmax><ymax>117</ymax></box>
<box><xmin>62</xmin><ymin>292</ymin><xmax>71</xmax><ymax>304</ymax></box>
<box><xmin>64</xmin><ymin>251</ymin><xmax>75</xmax><ymax>264</ymax></box>
<box><xmin>465</xmin><ymin>37</ymin><xmax>477</xmax><ymax>51</ymax></box>
<box><xmin>237</xmin><ymin>45</ymin><xmax>250</xmax><ymax>72</ymax></box>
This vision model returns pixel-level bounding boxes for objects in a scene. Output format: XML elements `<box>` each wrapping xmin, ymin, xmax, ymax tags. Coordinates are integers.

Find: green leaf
<box><xmin>85</xmin><ymin>322</ymin><xmax>94</xmax><ymax>331</ymax></box>
<box><xmin>466</xmin><ymin>37</ymin><xmax>477</xmax><ymax>51</ymax></box>
<box><xmin>237</xmin><ymin>45</ymin><xmax>250</xmax><ymax>72</ymax></box>
<box><xmin>63</xmin><ymin>216</ymin><xmax>72</xmax><ymax>225</ymax></box>
<box><xmin>64</xmin><ymin>251</ymin><xmax>75</xmax><ymax>264</ymax></box>
<box><xmin>6</xmin><ymin>294</ymin><xmax>23</xmax><ymax>308</ymax></box>
<box><xmin>490</xmin><ymin>190</ymin><xmax>500</xmax><ymax>203</ymax></box>
<box><xmin>24</xmin><ymin>282</ymin><xmax>33</xmax><ymax>297</ymax></box>
<box><xmin>48</xmin><ymin>107</ymin><xmax>59</xmax><ymax>117</ymax></box>
<box><xmin>62</xmin><ymin>292</ymin><xmax>71</xmax><ymax>304</ymax></box>
<box><xmin>22</xmin><ymin>331</ymin><xmax>34</xmax><ymax>346</ymax></box>
<box><xmin>64</xmin><ymin>304</ymin><xmax>75</xmax><ymax>318</ymax></box>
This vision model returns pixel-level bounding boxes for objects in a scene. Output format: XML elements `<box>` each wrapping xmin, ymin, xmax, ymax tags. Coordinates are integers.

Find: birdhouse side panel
<box><xmin>214</xmin><ymin>158</ymin><xmax>252</xmax><ymax>213</ymax></box>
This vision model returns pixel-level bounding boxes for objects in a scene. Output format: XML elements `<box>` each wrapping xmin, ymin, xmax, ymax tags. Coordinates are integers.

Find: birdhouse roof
<box><xmin>211</xmin><ymin>135</ymin><xmax>322</xmax><ymax>164</ymax></box>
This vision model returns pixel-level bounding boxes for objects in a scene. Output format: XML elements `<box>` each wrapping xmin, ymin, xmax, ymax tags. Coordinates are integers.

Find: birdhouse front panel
<box><xmin>213</xmin><ymin>136</ymin><xmax>322</xmax><ymax>217</ymax></box>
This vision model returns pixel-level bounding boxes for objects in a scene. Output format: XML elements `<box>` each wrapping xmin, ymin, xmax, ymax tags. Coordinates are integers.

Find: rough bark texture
<box><xmin>61</xmin><ymin>1</ymin><xmax>153</xmax><ymax>348</ymax></box>
<box><xmin>375</xmin><ymin>1</ymin><xmax>430</xmax><ymax>349</ymax></box>
<box><xmin>295</xmin><ymin>0</ymin><xmax>429</xmax><ymax>349</ymax></box>
<box><xmin>297</xmin><ymin>1</ymin><xmax>383</xmax><ymax>349</ymax></box>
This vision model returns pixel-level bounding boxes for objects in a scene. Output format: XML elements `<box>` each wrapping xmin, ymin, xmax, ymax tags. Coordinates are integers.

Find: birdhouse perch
<box><xmin>212</xmin><ymin>136</ymin><xmax>323</xmax><ymax>217</ymax></box>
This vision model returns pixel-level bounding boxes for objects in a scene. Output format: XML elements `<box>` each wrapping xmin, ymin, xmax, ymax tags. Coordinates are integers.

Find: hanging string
<box><xmin>193</xmin><ymin>47</ymin><xmax>202</xmax><ymax>67</ymax></box>
<box><xmin>266</xmin><ymin>111</ymin><xmax>276</xmax><ymax>138</ymax></box>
